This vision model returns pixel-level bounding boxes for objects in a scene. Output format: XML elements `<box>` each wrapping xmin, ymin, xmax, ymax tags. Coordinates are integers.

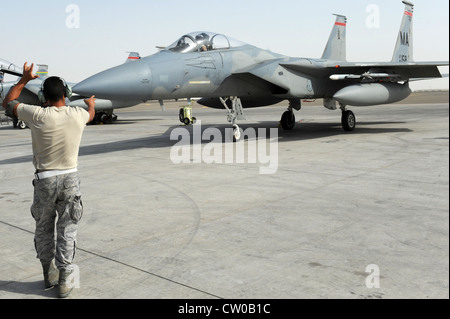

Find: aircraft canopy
<box><xmin>166</xmin><ymin>31</ymin><xmax>247</xmax><ymax>53</ymax></box>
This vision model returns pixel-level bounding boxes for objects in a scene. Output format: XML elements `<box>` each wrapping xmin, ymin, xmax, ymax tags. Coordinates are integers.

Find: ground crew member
<box><xmin>2</xmin><ymin>62</ymin><xmax>96</xmax><ymax>298</ymax></box>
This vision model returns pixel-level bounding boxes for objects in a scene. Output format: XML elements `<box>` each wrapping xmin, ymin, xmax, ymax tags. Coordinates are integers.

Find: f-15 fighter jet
<box><xmin>73</xmin><ymin>1</ymin><xmax>448</xmax><ymax>141</ymax></box>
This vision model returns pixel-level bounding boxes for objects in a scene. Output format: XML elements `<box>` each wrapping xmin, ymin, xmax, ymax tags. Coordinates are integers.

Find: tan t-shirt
<box><xmin>17</xmin><ymin>104</ymin><xmax>90</xmax><ymax>171</ymax></box>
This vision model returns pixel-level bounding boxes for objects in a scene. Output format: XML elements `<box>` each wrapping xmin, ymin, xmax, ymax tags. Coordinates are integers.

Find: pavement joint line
<box><xmin>0</xmin><ymin>219</ymin><xmax>223</xmax><ymax>299</ymax></box>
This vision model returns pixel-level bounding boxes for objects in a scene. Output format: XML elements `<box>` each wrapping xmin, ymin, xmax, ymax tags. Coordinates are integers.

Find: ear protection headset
<box><xmin>38</xmin><ymin>77</ymin><xmax>72</xmax><ymax>104</ymax></box>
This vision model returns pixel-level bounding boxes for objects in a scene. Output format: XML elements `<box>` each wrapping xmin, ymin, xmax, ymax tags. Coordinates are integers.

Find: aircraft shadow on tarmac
<box><xmin>77</xmin><ymin>120</ymin><xmax>411</xmax><ymax>156</ymax></box>
<box><xmin>89</xmin><ymin>118</ymin><xmax>161</xmax><ymax>126</ymax></box>
<box><xmin>0</xmin><ymin>120</ymin><xmax>411</xmax><ymax>164</ymax></box>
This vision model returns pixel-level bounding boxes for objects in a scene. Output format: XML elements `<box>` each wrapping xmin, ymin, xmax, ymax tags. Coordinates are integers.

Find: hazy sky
<box><xmin>2</xmin><ymin>0</ymin><xmax>449</xmax><ymax>88</ymax></box>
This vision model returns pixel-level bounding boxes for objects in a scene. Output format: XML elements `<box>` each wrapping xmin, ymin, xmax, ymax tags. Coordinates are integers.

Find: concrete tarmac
<box><xmin>0</xmin><ymin>92</ymin><xmax>448</xmax><ymax>299</ymax></box>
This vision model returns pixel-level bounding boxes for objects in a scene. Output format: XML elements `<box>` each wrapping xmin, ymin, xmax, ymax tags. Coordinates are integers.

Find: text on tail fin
<box><xmin>392</xmin><ymin>1</ymin><xmax>414</xmax><ymax>62</ymax></box>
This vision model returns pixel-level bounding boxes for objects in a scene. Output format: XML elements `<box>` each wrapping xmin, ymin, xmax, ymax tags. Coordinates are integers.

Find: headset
<box><xmin>38</xmin><ymin>77</ymin><xmax>72</xmax><ymax>104</ymax></box>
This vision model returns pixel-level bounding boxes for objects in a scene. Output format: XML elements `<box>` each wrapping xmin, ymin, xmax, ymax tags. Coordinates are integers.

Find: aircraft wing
<box><xmin>229</xmin><ymin>59</ymin><xmax>446</xmax><ymax>95</ymax></box>
<box><xmin>280</xmin><ymin>60</ymin><xmax>448</xmax><ymax>81</ymax></box>
<box><xmin>227</xmin><ymin>60</ymin><xmax>448</xmax><ymax>97</ymax></box>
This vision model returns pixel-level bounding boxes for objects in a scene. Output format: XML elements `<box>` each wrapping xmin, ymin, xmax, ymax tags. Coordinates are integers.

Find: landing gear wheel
<box><xmin>341</xmin><ymin>110</ymin><xmax>356</xmax><ymax>131</ymax></box>
<box><xmin>18</xmin><ymin>120</ymin><xmax>27</xmax><ymax>129</ymax></box>
<box><xmin>179</xmin><ymin>108</ymin><xmax>184</xmax><ymax>123</ymax></box>
<box><xmin>183</xmin><ymin>117</ymin><xmax>191</xmax><ymax>125</ymax></box>
<box><xmin>100</xmin><ymin>113</ymin><xmax>112</xmax><ymax>124</ymax></box>
<box><xmin>280</xmin><ymin>111</ymin><xmax>295</xmax><ymax>130</ymax></box>
<box><xmin>233</xmin><ymin>124</ymin><xmax>241</xmax><ymax>142</ymax></box>
<box><xmin>192</xmin><ymin>117</ymin><xmax>197</xmax><ymax>124</ymax></box>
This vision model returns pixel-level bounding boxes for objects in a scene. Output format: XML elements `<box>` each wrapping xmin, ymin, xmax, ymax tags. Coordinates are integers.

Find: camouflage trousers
<box><xmin>31</xmin><ymin>172</ymin><xmax>83</xmax><ymax>271</ymax></box>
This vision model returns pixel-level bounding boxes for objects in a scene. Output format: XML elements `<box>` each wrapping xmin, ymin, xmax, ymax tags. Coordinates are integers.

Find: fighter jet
<box><xmin>0</xmin><ymin>54</ymin><xmax>143</xmax><ymax>128</ymax></box>
<box><xmin>1</xmin><ymin>58</ymin><xmax>23</xmax><ymax>77</ymax></box>
<box><xmin>73</xmin><ymin>1</ymin><xmax>448</xmax><ymax>141</ymax></box>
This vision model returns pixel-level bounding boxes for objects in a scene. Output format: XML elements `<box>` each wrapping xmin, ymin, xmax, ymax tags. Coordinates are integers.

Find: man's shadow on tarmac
<box><xmin>0</xmin><ymin>280</ymin><xmax>58</xmax><ymax>299</ymax></box>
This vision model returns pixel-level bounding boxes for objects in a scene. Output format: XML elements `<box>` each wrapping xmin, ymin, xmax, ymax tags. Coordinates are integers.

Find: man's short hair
<box><xmin>43</xmin><ymin>76</ymin><xmax>66</xmax><ymax>102</ymax></box>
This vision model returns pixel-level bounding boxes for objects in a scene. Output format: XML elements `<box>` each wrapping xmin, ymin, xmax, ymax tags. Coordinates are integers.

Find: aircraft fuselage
<box><xmin>73</xmin><ymin>44</ymin><xmax>340</xmax><ymax>104</ymax></box>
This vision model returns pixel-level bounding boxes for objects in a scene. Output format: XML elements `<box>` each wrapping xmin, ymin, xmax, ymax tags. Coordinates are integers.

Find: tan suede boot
<box><xmin>41</xmin><ymin>260</ymin><xmax>59</xmax><ymax>290</ymax></box>
<box><xmin>58</xmin><ymin>268</ymin><xmax>75</xmax><ymax>298</ymax></box>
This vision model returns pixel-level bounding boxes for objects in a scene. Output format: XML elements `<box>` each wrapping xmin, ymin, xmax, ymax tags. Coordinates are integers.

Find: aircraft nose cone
<box><xmin>73</xmin><ymin>61</ymin><xmax>152</xmax><ymax>100</ymax></box>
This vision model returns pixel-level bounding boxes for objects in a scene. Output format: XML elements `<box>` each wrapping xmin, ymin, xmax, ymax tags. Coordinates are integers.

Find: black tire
<box><xmin>342</xmin><ymin>110</ymin><xmax>356</xmax><ymax>131</ymax></box>
<box><xmin>179</xmin><ymin>108</ymin><xmax>185</xmax><ymax>123</ymax></box>
<box><xmin>100</xmin><ymin>113</ymin><xmax>113</xmax><ymax>124</ymax></box>
<box><xmin>280</xmin><ymin>111</ymin><xmax>295</xmax><ymax>130</ymax></box>
<box><xmin>183</xmin><ymin>117</ymin><xmax>191</xmax><ymax>125</ymax></box>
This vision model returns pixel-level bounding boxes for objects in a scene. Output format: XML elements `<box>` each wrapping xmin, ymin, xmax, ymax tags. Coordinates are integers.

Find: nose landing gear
<box><xmin>219</xmin><ymin>96</ymin><xmax>246</xmax><ymax>142</ymax></box>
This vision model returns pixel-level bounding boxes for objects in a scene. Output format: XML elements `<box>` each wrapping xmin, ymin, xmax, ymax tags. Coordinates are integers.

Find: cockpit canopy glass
<box><xmin>166</xmin><ymin>31</ymin><xmax>247</xmax><ymax>53</ymax></box>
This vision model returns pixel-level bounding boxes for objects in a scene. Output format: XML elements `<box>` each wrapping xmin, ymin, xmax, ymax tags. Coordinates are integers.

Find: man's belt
<box><xmin>34</xmin><ymin>168</ymin><xmax>78</xmax><ymax>180</ymax></box>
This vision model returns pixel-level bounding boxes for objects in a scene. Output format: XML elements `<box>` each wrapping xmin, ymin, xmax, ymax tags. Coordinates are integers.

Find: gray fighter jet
<box><xmin>0</xmin><ymin>54</ymin><xmax>142</xmax><ymax>128</ymax></box>
<box><xmin>0</xmin><ymin>58</ymin><xmax>23</xmax><ymax>77</ymax></box>
<box><xmin>73</xmin><ymin>1</ymin><xmax>448</xmax><ymax>141</ymax></box>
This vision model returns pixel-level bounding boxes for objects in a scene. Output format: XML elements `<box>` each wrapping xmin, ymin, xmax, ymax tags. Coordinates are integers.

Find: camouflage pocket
<box><xmin>70</xmin><ymin>195</ymin><xmax>83</xmax><ymax>224</ymax></box>
<box><xmin>31</xmin><ymin>198</ymin><xmax>42</xmax><ymax>222</ymax></box>
<box><xmin>31</xmin><ymin>178</ymin><xmax>54</xmax><ymax>222</ymax></box>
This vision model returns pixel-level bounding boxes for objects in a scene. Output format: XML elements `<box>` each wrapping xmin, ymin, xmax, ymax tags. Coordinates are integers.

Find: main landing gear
<box><xmin>93</xmin><ymin>111</ymin><xmax>118</xmax><ymax>125</ymax></box>
<box><xmin>340</xmin><ymin>104</ymin><xmax>356</xmax><ymax>131</ymax></box>
<box><xmin>213</xmin><ymin>97</ymin><xmax>356</xmax><ymax>141</ymax></box>
<box><xmin>280</xmin><ymin>99</ymin><xmax>356</xmax><ymax>132</ymax></box>
<box><xmin>280</xmin><ymin>99</ymin><xmax>301</xmax><ymax>131</ymax></box>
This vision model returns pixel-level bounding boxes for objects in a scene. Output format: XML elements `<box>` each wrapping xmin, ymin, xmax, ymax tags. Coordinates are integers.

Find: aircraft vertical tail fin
<box><xmin>321</xmin><ymin>14</ymin><xmax>347</xmax><ymax>61</ymax></box>
<box><xmin>36</xmin><ymin>64</ymin><xmax>49</xmax><ymax>80</ymax></box>
<box><xmin>392</xmin><ymin>1</ymin><xmax>414</xmax><ymax>62</ymax></box>
<box><xmin>125</xmin><ymin>52</ymin><xmax>141</xmax><ymax>63</ymax></box>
